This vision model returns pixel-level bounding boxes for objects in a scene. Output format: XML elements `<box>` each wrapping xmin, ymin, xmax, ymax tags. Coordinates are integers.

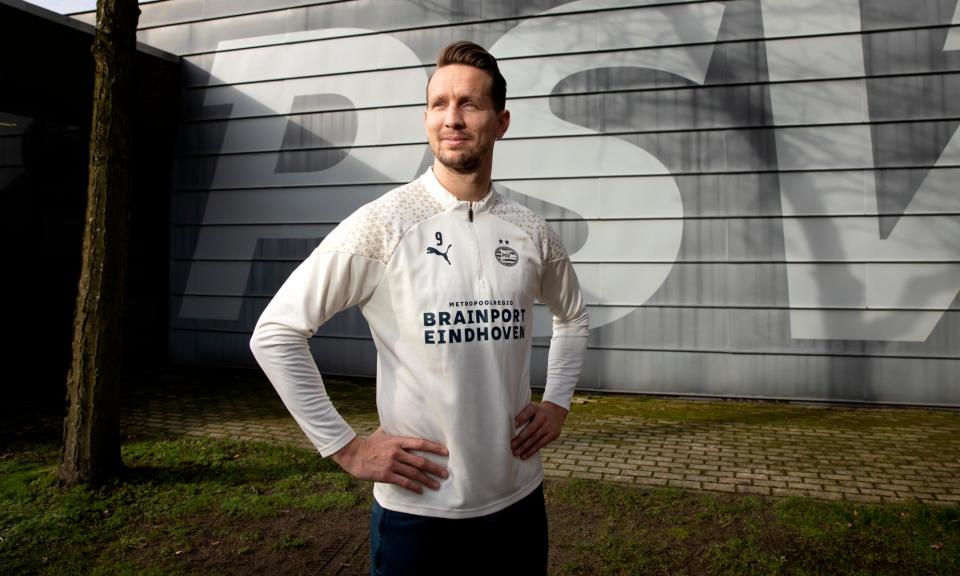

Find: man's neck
<box><xmin>432</xmin><ymin>162</ymin><xmax>491</xmax><ymax>202</ymax></box>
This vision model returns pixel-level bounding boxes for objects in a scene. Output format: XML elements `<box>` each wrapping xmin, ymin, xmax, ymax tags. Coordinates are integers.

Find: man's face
<box><xmin>425</xmin><ymin>64</ymin><xmax>509</xmax><ymax>175</ymax></box>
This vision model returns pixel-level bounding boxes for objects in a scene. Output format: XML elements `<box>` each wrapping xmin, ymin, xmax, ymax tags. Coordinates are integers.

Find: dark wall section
<box><xmin>0</xmin><ymin>2</ymin><xmax>181</xmax><ymax>407</ymax></box>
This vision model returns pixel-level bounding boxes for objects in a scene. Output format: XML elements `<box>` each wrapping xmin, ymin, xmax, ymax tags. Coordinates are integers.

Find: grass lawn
<box><xmin>2</xmin><ymin>436</ymin><xmax>957</xmax><ymax>575</ymax></box>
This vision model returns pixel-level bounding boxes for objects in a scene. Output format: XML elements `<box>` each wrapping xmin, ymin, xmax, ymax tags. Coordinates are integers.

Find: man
<box><xmin>250</xmin><ymin>40</ymin><xmax>589</xmax><ymax>575</ymax></box>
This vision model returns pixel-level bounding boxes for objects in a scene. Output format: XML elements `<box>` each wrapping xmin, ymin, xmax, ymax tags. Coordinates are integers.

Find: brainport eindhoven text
<box><xmin>423</xmin><ymin>305</ymin><xmax>526</xmax><ymax>344</ymax></box>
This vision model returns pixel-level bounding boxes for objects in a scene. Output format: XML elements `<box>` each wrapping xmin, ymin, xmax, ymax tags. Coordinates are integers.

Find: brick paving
<box><xmin>541</xmin><ymin>413</ymin><xmax>960</xmax><ymax>505</ymax></box>
<box><xmin>119</xmin><ymin>366</ymin><xmax>960</xmax><ymax>506</ymax></box>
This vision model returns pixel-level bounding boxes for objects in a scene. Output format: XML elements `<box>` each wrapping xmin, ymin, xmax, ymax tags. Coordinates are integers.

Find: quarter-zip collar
<box><xmin>421</xmin><ymin>168</ymin><xmax>497</xmax><ymax>216</ymax></box>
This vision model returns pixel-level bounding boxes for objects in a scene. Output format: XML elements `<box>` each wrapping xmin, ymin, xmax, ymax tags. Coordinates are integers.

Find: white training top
<box><xmin>250</xmin><ymin>169</ymin><xmax>589</xmax><ymax>519</ymax></box>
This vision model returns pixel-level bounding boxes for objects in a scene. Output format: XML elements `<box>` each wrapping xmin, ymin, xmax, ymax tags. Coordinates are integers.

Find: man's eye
<box><xmin>462</xmin><ymin>102</ymin><xmax>478</xmax><ymax>110</ymax></box>
<box><xmin>431</xmin><ymin>102</ymin><xmax>446</xmax><ymax>110</ymax></box>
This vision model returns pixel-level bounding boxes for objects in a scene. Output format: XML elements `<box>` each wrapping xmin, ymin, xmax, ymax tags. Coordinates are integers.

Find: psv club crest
<box><xmin>495</xmin><ymin>240</ymin><xmax>518</xmax><ymax>267</ymax></box>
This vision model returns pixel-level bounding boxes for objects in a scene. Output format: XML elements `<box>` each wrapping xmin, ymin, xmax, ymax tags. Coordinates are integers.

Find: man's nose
<box><xmin>444</xmin><ymin>106</ymin><xmax>464</xmax><ymax>128</ymax></box>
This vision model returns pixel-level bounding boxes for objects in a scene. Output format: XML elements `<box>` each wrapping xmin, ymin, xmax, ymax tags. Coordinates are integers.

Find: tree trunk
<box><xmin>59</xmin><ymin>0</ymin><xmax>140</xmax><ymax>487</ymax></box>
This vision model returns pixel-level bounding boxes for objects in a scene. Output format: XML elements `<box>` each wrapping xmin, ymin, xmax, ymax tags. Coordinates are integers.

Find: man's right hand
<box><xmin>330</xmin><ymin>427</ymin><xmax>449</xmax><ymax>494</ymax></box>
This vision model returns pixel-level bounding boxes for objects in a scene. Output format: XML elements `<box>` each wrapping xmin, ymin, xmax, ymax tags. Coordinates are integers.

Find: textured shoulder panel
<box><xmin>490</xmin><ymin>194</ymin><xmax>568</xmax><ymax>262</ymax></box>
<box><xmin>318</xmin><ymin>180</ymin><xmax>444</xmax><ymax>263</ymax></box>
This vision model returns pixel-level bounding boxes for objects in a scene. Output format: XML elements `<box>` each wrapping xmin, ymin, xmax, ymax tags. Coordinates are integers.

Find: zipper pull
<box><xmin>469</xmin><ymin>203</ymin><xmax>474</xmax><ymax>222</ymax></box>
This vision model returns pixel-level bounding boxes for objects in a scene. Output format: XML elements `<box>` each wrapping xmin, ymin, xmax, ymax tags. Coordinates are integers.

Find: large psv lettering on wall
<box><xmin>178</xmin><ymin>2</ymin><xmax>727</xmax><ymax>337</ymax></box>
<box><xmin>761</xmin><ymin>0</ymin><xmax>959</xmax><ymax>341</ymax></box>
<box><xmin>162</xmin><ymin>0</ymin><xmax>959</xmax><ymax>404</ymax></box>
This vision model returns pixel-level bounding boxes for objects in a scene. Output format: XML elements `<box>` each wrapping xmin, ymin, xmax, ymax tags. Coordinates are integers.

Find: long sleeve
<box><xmin>249</xmin><ymin>248</ymin><xmax>384</xmax><ymax>457</ymax></box>
<box><xmin>537</xmin><ymin>255</ymin><xmax>589</xmax><ymax>411</ymax></box>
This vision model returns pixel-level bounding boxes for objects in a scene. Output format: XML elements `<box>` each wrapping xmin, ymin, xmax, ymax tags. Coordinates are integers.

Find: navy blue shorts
<box><xmin>369</xmin><ymin>483</ymin><xmax>548</xmax><ymax>576</ymax></box>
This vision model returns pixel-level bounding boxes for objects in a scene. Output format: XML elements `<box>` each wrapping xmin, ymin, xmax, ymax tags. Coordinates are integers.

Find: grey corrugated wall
<box><xmin>72</xmin><ymin>0</ymin><xmax>959</xmax><ymax>405</ymax></box>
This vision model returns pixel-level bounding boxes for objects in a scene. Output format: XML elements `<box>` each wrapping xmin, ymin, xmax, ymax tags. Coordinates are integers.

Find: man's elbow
<box><xmin>249</xmin><ymin>319</ymin><xmax>309</xmax><ymax>358</ymax></box>
<box><xmin>552</xmin><ymin>307</ymin><xmax>589</xmax><ymax>337</ymax></box>
<box><xmin>569</xmin><ymin>305</ymin><xmax>589</xmax><ymax>328</ymax></box>
<box><xmin>249</xmin><ymin>323</ymin><xmax>264</xmax><ymax>360</ymax></box>
<box><xmin>249</xmin><ymin>319</ymin><xmax>275</xmax><ymax>361</ymax></box>
<box><xmin>574</xmin><ymin>307</ymin><xmax>589</xmax><ymax>328</ymax></box>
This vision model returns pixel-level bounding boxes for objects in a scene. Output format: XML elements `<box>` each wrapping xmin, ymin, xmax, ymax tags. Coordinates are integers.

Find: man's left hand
<box><xmin>511</xmin><ymin>401</ymin><xmax>568</xmax><ymax>460</ymax></box>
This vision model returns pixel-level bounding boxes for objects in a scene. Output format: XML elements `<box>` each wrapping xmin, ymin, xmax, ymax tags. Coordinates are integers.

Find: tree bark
<box><xmin>59</xmin><ymin>0</ymin><xmax>140</xmax><ymax>487</ymax></box>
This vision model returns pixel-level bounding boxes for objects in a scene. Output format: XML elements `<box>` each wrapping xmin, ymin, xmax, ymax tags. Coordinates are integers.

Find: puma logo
<box><xmin>427</xmin><ymin>244</ymin><xmax>452</xmax><ymax>265</ymax></box>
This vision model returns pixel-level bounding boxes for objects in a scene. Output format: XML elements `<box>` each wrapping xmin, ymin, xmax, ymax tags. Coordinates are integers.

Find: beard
<box><xmin>432</xmin><ymin>141</ymin><xmax>489</xmax><ymax>174</ymax></box>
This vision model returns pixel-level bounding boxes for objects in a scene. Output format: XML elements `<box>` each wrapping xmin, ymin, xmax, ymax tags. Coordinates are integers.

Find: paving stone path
<box><xmin>119</xmin><ymin>366</ymin><xmax>960</xmax><ymax>506</ymax></box>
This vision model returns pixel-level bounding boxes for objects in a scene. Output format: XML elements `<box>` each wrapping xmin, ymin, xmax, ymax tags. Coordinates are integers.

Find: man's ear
<box><xmin>497</xmin><ymin>109</ymin><xmax>510</xmax><ymax>139</ymax></box>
